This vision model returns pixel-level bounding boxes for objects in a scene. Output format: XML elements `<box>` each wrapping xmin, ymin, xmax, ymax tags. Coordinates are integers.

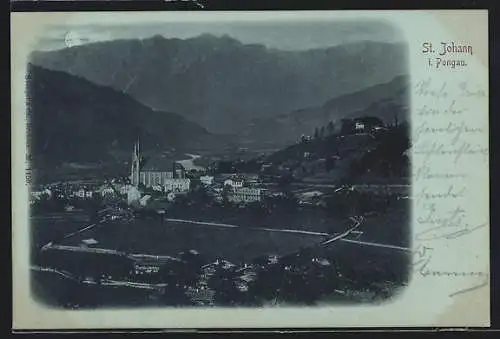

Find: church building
<box><xmin>130</xmin><ymin>138</ymin><xmax>187</xmax><ymax>188</ymax></box>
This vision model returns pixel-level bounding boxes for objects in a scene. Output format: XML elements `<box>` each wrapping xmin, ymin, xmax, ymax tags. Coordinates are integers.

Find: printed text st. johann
<box><xmin>422</xmin><ymin>42</ymin><xmax>473</xmax><ymax>69</ymax></box>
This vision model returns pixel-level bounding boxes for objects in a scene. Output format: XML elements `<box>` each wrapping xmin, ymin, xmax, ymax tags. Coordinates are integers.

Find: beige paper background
<box><xmin>11</xmin><ymin>10</ymin><xmax>490</xmax><ymax>329</ymax></box>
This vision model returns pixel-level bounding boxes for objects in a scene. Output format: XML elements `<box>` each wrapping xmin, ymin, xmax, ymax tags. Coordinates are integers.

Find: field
<box><xmin>353</xmin><ymin>203</ymin><xmax>411</xmax><ymax>248</ymax></box>
<box><xmin>31</xmin><ymin>201</ymin><xmax>410</xmax><ymax>266</ymax></box>
<box><xmin>54</xmin><ymin>217</ymin><xmax>328</xmax><ymax>264</ymax></box>
<box><xmin>30</xmin><ymin>212</ymin><xmax>92</xmax><ymax>260</ymax></box>
<box><xmin>167</xmin><ymin>204</ymin><xmax>352</xmax><ymax>234</ymax></box>
<box><xmin>30</xmin><ymin>203</ymin><xmax>411</xmax><ymax>307</ymax></box>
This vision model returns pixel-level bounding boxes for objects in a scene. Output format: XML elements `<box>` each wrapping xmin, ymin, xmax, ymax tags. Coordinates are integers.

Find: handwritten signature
<box><xmin>413</xmin><ymin>164</ymin><xmax>467</xmax><ymax>182</ymax></box>
<box><xmin>416</xmin><ymin>222</ymin><xmax>488</xmax><ymax>241</ymax></box>
<box><xmin>411</xmin><ymin>235</ymin><xmax>489</xmax><ymax>299</ymax></box>
<box><xmin>412</xmin><ymin>244</ymin><xmax>486</xmax><ymax>278</ymax></box>
<box><xmin>414</xmin><ymin>121</ymin><xmax>484</xmax><ymax>146</ymax></box>
<box><xmin>412</xmin><ymin>140</ymin><xmax>489</xmax><ymax>164</ymax></box>
<box><xmin>414</xmin><ymin>185</ymin><xmax>467</xmax><ymax>207</ymax></box>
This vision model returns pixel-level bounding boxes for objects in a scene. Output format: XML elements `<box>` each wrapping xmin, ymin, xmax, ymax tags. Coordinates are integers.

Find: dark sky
<box><xmin>35</xmin><ymin>20</ymin><xmax>403</xmax><ymax>51</ymax></box>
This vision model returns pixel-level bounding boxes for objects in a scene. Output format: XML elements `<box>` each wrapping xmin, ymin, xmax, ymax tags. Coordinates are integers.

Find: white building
<box><xmin>200</xmin><ymin>175</ymin><xmax>214</xmax><ymax>186</ymax></box>
<box><xmin>228</xmin><ymin>187</ymin><xmax>263</xmax><ymax>203</ymax></box>
<box><xmin>164</xmin><ymin>178</ymin><xmax>191</xmax><ymax>193</ymax></box>
<box><xmin>152</xmin><ymin>185</ymin><xmax>163</xmax><ymax>192</ymax></box>
<box><xmin>127</xmin><ymin>186</ymin><xmax>141</xmax><ymax>205</ymax></box>
<box><xmin>139</xmin><ymin>195</ymin><xmax>151</xmax><ymax>206</ymax></box>
<box><xmin>242</xmin><ymin>173</ymin><xmax>260</xmax><ymax>184</ymax></box>
<box><xmin>101</xmin><ymin>187</ymin><xmax>115</xmax><ymax>197</ymax></box>
<box><xmin>267</xmin><ymin>255</ymin><xmax>279</xmax><ymax>265</ymax></box>
<box><xmin>74</xmin><ymin>188</ymin><xmax>93</xmax><ymax>198</ymax></box>
<box><xmin>355</xmin><ymin>121</ymin><xmax>365</xmax><ymax>132</ymax></box>
<box><xmin>224</xmin><ymin>178</ymin><xmax>244</xmax><ymax>188</ymax></box>
<box><xmin>31</xmin><ymin>188</ymin><xmax>52</xmax><ymax>200</ymax></box>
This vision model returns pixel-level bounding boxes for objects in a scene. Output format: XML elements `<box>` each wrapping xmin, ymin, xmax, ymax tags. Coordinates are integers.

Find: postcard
<box><xmin>11</xmin><ymin>10</ymin><xmax>489</xmax><ymax>329</ymax></box>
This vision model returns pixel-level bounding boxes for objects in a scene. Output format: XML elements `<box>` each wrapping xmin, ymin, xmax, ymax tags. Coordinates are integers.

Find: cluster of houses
<box><xmin>128</xmin><ymin>139</ymin><xmax>278</xmax><ymax>206</ymax></box>
<box><xmin>198</xmin><ymin>173</ymin><xmax>268</xmax><ymax>204</ymax></box>
<box><xmin>30</xmin><ymin>181</ymin><xmax>124</xmax><ymax>204</ymax></box>
<box><xmin>30</xmin><ymin>188</ymin><xmax>53</xmax><ymax>202</ymax></box>
<box><xmin>30</xmin><ymin>172</ymin><xmax>268</xmax><ymax>210</ymax></box>
<box><xmin>185</xmin><ymin>258</ymin><xmax>259</xmax><ymax>306</ymax></box>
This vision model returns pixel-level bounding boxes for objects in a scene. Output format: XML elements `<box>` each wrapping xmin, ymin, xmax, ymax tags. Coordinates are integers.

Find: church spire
<box><xmin>131</xmin><ymin>136</ymin><xmax>141</xmax><ymax>187</ymax></box>
<box><xmin>137</xmin><ymin>135</ymin><xmax>140</xmax><ymax>157</ymax></box>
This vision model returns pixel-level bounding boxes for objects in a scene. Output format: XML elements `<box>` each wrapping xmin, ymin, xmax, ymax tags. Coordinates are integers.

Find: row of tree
<box><xmin>313</xmin><ymin>121</ymin><xmax>337</xmax><ymax>139</ymax></box>
<box><xmin>312</xmin><ymin>116</ymin><xmax>388</xmax><ymax>140</ymax></box>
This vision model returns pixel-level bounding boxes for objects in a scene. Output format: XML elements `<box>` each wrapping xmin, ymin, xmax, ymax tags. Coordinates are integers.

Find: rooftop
<box><xmin>140</xmin><ymin>157</ymin><xmax>185</xmax><ymax>172</ymax></box>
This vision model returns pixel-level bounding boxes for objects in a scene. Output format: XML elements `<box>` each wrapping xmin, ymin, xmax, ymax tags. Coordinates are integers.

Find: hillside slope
<box><xmin>265</xmin><ymin>123</ymin><xmax>410</xmax><ymax>185</ymax></box>
<box><xmin>247</xmin><ymin>75</ymin><xmax>409</xmax><ymax>147</ymax></box>
<box><xmin>27</xmin><ymin>64</ymin><xmax>227</xmax><ymax>167</ymax></box>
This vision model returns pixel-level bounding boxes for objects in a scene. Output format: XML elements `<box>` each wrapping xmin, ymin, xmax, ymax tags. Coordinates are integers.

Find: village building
<box><xmin>31</xmin><ymin>188</ymin><xmax>52</xmax><ymax>200</ymax></box>
<box><xmin>200</xmin><ymin>175</ymin><xmax>215</xmax><ymax>186</ymax></box>
<box><xmin>228</xmin><ymin>187</ymin><xmax>265</xmax><ymax>203</ymax></box>
<box><xmin>240</xmin><ymin>173</ymin><xmax>260</xmax><ymax>185</ymax></box>
<box><xmin>100</xmin><ymin>187</ymin><xmax>115</xmax><ymax>197</ymax></box>
<box><xmin>164</xmin><ymin>178</ymin><xmax>191</xmax><ymax>193</ymax></box>
<box><xmin>139</xmin><ymin>195</ymin><xmax>151</xmax><ymax>206</ymax></box>
<box><xmin>355</xmin><ymin>121</ymin><xmax>365</xmax><ymax>132</ymax></box>
<box><xmin>223</xmin><ymin>174</ymin><xmax>245</xmax><ymax>189</ymax></box>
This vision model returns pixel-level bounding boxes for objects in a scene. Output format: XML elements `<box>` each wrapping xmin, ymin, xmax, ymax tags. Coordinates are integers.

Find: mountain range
<box><xmin>27</xmin><ymin>64</ymin><xmax>229</xmax><ymax>166</ymax></box>
<box><xmin>29</xmin><ymin>34</ymin><xmax>409</xmax><ymax>138</ymax></box>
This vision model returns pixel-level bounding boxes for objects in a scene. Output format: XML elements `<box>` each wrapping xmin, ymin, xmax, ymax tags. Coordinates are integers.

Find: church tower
<box><xmin>131</xmin><ymin>137</ymin><xmax>141</xmax><ymax>186</ymax></box>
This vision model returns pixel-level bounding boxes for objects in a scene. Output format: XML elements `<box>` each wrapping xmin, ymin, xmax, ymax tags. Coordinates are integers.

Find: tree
<box><xmin>277</xmin><ymin>172</ymin><xmax>293</xmax><ymax>187</ymax></box>
<box><xmin>314</xmin><ymin>127</ymin><xmax>319</xmax><ymax>139</ymax></box>
<box><xmin>393</xmin><ymin>112</ymin><xmax>399</xmax><ymax>127</ymax></box>
<box><xmin>188</xmin><ymin>185</ymin><xmax>211</xmax><ymax>206</ymax></box>
<box><xmin>248</xmin><ymin>264</ymin><xmax>283</xmax><ymax>302</ymax></box>
<box><xmin>222</xmin><ymin>185</ymin><xmax>233</xmax><ymax>205</ymax></box>
<box><xmin>325</xmin><ymin>156</ymin><xmax>337</xmax><ymax>171</ymax></box>
<box><xmin>319</xmin><ymin>126</ymin><xmax>325</xmax><ymax>138</ymax></box>
<box><xmin>327</xmin><ymin>121</ymin><xmax>335</xmax><ymax>136</ymax></box>
<box><xmin>161</xmin><ymin>282</ymin><xmax>192</xmax><ymax>306</ymax></box>
<box><xmin>340</xmin><ymin>119</ymin><xmax>354</xmax><ymax>135</ymax></box>
<box><xmin>357</xmin><ymin>116</ymin><xmax>384</xmax><ymax>129</ymax></box>
<box><xmin>217</xmin><ymin>161</ymin><xmax>235</xmax><ymax>173</ymax></box>
<box><xmin>280</xmin><ymin>269</ymin><xmax>320</xmax><ymax>305</ymax></box>
<box><xmin>157</xmin><ymin>261</ymin><xmax>198</xmax><ymax>306</ymax></box>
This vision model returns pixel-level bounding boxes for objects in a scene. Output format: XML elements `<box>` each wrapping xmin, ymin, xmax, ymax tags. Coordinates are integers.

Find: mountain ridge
<box><xmin>30</xmin><ymin>34</ymin><xmax>408</xmax><ymax>136</ymax></box>
<box><xmin>27</xmin><ymin>63</ymin><xmax>228</xmax><ymax>167</ymax></box>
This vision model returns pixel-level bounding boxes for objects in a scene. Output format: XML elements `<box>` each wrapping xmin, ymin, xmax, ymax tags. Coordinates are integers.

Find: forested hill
<box><xmin>265</xmin><ymin>122</ymin><xmax>410</xmax><ymax>185</ymax></box>
<box><xmin>27</xmin><ymin>64</ymin><xmax>228</xmax><ymax>167</ymax></box>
